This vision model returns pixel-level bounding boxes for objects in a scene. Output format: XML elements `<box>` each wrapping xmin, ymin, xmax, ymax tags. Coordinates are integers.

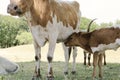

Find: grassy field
<box><xmin>0</xmin><ymin>61</ymin><xmax>120</xmax><ymax>80</ymax></box>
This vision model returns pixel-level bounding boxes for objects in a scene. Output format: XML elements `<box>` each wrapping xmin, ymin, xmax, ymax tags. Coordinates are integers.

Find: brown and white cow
<box><xmin>65</xmin><ymin>25</ymin><xmax>120</xmax><ymax>79</ymax></box>
<box><xmin>7</xmin><ymin>0</ymin><xmax>81</xmax><ymax>80</ymax></box>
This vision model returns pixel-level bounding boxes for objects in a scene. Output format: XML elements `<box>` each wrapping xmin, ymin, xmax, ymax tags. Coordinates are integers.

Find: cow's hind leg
<box><xmin>62</xmin><ymin>43</ymin><xmax>70</xmax><ymax>80</ymax></box>
<box><xmin>32</xmin><ymin>42</ymin><xmax>41</xmax><ymax>80</ymax></box>
<box><xmin>71</xmin><ymin>47</ymin><xmax>77</xmax><ymax>80</ymax></box>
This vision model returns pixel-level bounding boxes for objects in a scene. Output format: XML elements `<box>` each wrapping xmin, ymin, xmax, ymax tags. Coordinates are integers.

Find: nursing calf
<box><xmin>65</xmin><ymin>26</ymin><xmax>120</xmax><ymax>79</ymax></box>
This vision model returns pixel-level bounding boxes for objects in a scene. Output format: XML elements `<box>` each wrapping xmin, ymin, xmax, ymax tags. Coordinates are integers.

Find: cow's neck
<box><xmin>29</xmin><ymin>0</ymin><xmax>52</xmax><ymax>27</ymax></box>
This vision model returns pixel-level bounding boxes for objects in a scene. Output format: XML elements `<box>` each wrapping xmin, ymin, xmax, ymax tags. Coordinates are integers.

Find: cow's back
<box><xmin>50</xmin><ymin>0</ymin><xmax>80</xmax><ymax>29</ymax></box>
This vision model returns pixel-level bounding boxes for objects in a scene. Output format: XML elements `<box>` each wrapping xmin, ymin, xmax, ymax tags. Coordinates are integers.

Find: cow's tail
<box><xmin>68</xmin><ymin>47</ymin><xmax>72</xmax><ymax>61</ymax></box>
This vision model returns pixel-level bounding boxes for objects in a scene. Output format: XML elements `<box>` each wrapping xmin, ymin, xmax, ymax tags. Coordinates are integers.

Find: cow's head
<box><xmin>7</xmin><ymin>0</ymin><xmax>33</xmax><ymax>16</ymax></box>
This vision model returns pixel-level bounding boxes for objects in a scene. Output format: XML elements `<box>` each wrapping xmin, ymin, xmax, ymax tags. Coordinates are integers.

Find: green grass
<box><xmin>0</xmin><ymin>61</ymin><xmax>120</xmax><ymax>80</ymax></box>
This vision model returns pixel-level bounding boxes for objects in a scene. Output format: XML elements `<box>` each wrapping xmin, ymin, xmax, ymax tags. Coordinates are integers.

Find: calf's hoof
<box><xmin>88</xmin><ymin>63</ymin><xmax>91</xmax><ymax>66</ymax></box>
<box><xmin>104</xmin><ymin>62</ymin><xmax>106</xmax><ymax>65</ymax></box>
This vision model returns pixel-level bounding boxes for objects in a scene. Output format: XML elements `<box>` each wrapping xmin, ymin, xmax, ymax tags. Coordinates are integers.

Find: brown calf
<box><xmin>65</xmin><ymin>26</ymin><xmax>120</xmax><ymax>79</ymax></box>
<box><xmin>82</xmin><ymin>19</ymin><xmax>107</xmax><ymax>66</ymax></box>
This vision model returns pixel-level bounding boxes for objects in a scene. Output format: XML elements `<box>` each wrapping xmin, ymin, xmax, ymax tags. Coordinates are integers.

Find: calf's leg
<box><xmin>98</xmin><ymin>53</ymin><xmax>103</xmax><ymax>79</ymax></box>
<box><xmin>92</xmin><ymin>53</ymin><xmax>99</xmax><ymax>79</ymax></box>
<box><xmin>83</xmin><ymin>51</ymin><xmax>87</xmax><ymax>65</ymax></box>
<box><xmin>88</xmin><ymin>53</ymin><xmax>91</xmax><ymax>66</ymax></box>
<box><xmin>103</xmin><ymin>52</ymin><xmax>106</xmax><ymax>65</ymax></box>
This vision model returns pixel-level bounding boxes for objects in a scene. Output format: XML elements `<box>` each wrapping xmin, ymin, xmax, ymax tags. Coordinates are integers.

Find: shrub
<box><xmin>16</xmin><ymin>32</ymin><xmax>33</xmax><ymax>45</ymax></box>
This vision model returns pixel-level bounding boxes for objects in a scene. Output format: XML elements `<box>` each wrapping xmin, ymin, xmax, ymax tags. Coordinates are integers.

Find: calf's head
<box><xmin>7</xmin><ymin>0</ymin><xmax>33</xmax><ymax>16</ymax></box>
<box><xmin>65</xmin><ymin>32</ymin><xmax>91</xmax><ymax>48</ymax></box>
<box><xmin>65</xmin><ymin>32</ymin><xmax>80</xmax><ymax>46</ymax></box>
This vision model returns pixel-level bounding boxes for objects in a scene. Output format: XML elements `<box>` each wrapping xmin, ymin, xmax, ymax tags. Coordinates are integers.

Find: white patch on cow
<box><xmin>0</xmin><ymin>56</ymin><xmax>19</xmax><ymax>74</ymax></box>
<box><xmin>91</xmin><ymin>39</ymin><xmax>120</xmax><ymax>53</ymax></box>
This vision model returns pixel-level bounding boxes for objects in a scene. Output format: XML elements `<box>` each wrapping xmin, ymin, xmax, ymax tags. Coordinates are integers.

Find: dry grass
<box><xmin>0</xmin><ymin>44</ymin><xmax>120</xmax><ymax>63</ymax></box>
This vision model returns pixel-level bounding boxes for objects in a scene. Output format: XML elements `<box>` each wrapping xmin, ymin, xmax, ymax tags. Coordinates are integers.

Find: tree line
<box><xmin>0</xmin><ymin>14</ymin><xmax>120</xmax><ymax>48</ymax></box>
<box><xmin>0</xmin><ymin>15</ymin><xmax>32</xmax><ymax>48</ymax></box>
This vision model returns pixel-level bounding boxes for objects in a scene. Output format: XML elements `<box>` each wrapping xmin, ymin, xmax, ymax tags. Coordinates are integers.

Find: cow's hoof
<box><xmin>71</xmin><ymin>71</ymin><xmax>76</xmax><ymax>75</ymax></box>
<box><xmin>32</xmin><ymin>76</ymin><xmax>41</xmax><ymax>80</ymax></box>
<box><xmin>64</xmin><ymin>74</ymin><xmax>69</xmax><ymax>80</ymax></box>
<box><xmin>47</xmin><ymin>76</ymin><xmax>54</xmax><ymax>80</ymax></box>
<box><xmin>70</xmin><ymin>71</ymin><xmax>77</xmax><ymax>80</ymax></box>
<box><xmin>88</xmin><ymin>63</ymin><xmax>91</xmax><ymax>66</ymax></box>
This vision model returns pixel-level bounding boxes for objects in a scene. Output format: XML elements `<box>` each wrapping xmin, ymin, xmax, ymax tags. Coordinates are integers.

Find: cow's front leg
<box><xmin>47</xmin><ymin>38</ymin><xmax>57</xmax><ymax>80</ymax></box>
<box><xmin>32</xmin><ymin>41</ymin><xmax>41</xmax><ymax>80</ymax></box>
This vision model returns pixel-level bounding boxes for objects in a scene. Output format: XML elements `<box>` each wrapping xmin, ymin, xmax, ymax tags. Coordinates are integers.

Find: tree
<box><xmin>115</xmin><ymin>19</ymin><xmax>120</xmax><ymax>25</ymax></box>
<box><xmin>80</xmin><ymin>17</ymin><xmax>99</xmax><ymax>31</ymax></box>
<box><xmin>0</xmin><ymin>15</ymin><xmax>31</xmax><ymax>48</ymax></box>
